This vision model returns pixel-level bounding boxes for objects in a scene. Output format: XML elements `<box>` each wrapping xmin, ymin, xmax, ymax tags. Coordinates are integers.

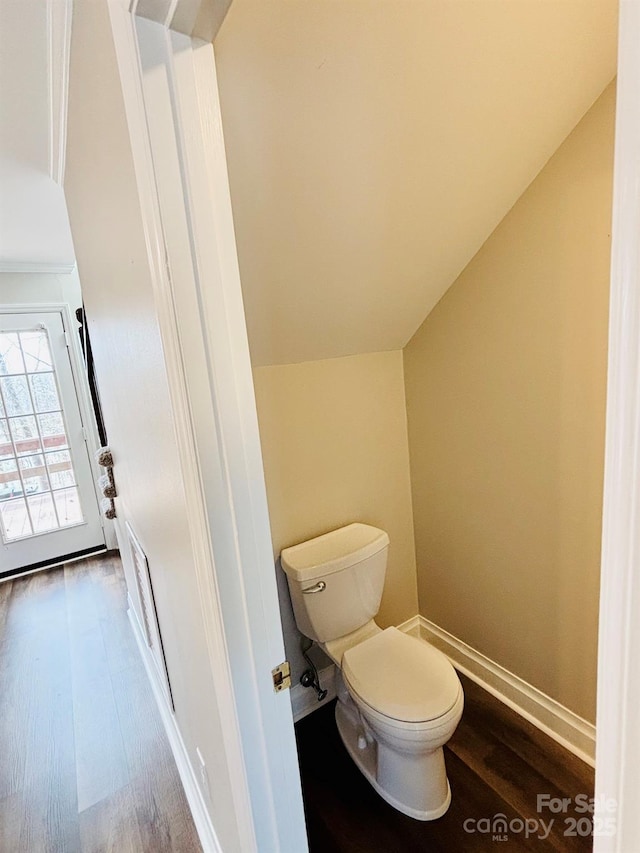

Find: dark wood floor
<box><xmin>296</xmin><ymin>675</ymin><xmax>595</xmax><ymax>852</ymax></box>
<box><xmin>0</xmin><ymin>555</ymin><xmax>201</xmax><ymax>853</ymax></box>
<box><xmin>0</xmin><ymin>555</ymin><xmax>597</xmax><ymax>853</ymax></box>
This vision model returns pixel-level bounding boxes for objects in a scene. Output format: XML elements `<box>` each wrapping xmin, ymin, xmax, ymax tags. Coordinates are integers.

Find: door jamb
<box><xmin>106</xmin><ymin>9</ymin><xmax>258</xmax><ymax>850</ymax></box>
<box><xmin>595</xmin><ymin>2</ymin><xmax>640</xmax><ymax>849</ymax></box>
<box><xmin>107</xmin><ymin>5</ymin><xmax>308</xmax><ymax>851</ymax></box>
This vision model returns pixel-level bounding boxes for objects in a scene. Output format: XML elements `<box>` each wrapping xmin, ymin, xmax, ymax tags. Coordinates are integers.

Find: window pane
<box><xmin>0</xmin><ymin>498</ymin><xmax>32</xmax><ymax>540</ymax></box>
<box><xmin>0</xmin><ymin>458</ymin><xmax>17</xmax><ymax>476</ymax></box>
<box><xmin>0</xmin><ymin>458</ymin><xmax>22</xmax><ymax>502</ymax></box>
<box><xmin>0</xmin><ymin>420</ymin><xmax>12</xmax><ymax>460</ymax></box>
<box><xmin>38</xmin><ymin>412</ymin><xmax>68</xmax><ymax>451</ymax></box>
<box><xmin>30</xmin><ymin>373</ymin><xmax>60</xmax><ymax>413</ymax></box>
<box><xmin>27</xmin><ymin>493</ymin><xmax>58</xmax><ymax>533</ymax></box>
<box><xmin>19</xmin><ymin>453</ymin><xmax>45</xmax><ymax>469</ymax></box>
<box><xmin>0</xmin><ymin>333</ymin><xmax>25</xmax><ymax>375</ymax></box>
<box><xmin>20</xmin><ymin>330</ymin><xmax>53</xmax><ymax>373</ymax></box>
<box><xmin>9</xmin><ymin>416</ymin><xmax>42</xmax><ymax>456</ymax></box>
<box><xmin>53</xmin><ymin>487</ymin><xmax>83</xmax><ymax>527</ymax></box>
<box><xmin>1</xmin><ymin>376</ymin><xmax>33</xmax><ymax>416</ymax></box>
<box><xmin>0</xmin><ymin>393</ymin><xmax>4</xmax><ymax>418</ymax></box>
<box><xmin>18</xmin><ymin>456</ymin><xmax>49</xmax><ymax>495</ymax></box>
<box><xmin>46</xmin><ymin>450</ymin><xmax>75</xmax><ymax>490</ymax></box>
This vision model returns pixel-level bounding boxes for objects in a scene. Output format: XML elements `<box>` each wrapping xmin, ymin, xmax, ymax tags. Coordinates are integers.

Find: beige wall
<box><xmin>64</xmin><ymin>4</ymin><xmax>243</xmax><ymax>849</ymax></box>
<box><xmin>253</xmin><ymin>351</ymin><xmax>418</xmax><ymax>679</ymax></box>
<box><xmin>404</xmin><ymin>83</ymin><xmax>615</xmax><ymax>722</ymax></box>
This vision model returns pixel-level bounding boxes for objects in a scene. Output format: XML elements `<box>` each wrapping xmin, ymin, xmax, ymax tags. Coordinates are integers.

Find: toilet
<box><xmin>281</xmin><ymin>522</ymin><xmax>464</xmax><ymax>821</ymax></box>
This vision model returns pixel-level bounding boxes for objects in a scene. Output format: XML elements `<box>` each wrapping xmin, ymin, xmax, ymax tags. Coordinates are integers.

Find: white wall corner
<box><xmin>127</xmin><ymin>607</ymin><xmax>223</xmax><ymax>853</ymax></box>
<box><xmin>47</xmin><ymin>0</ymin><xmax>72</xmax><ymax>184</ymax></box>
<box><xmin>397</xmin><ymin>615</ymin><xmax>596</xmax><ymax>767</ymax></box>
<box><xmin>133</xmin><ymin>0</ymin><xmax>233</xmax><ymax>43</ymax></box>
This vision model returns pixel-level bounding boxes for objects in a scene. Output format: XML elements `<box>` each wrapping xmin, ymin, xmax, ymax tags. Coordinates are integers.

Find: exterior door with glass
<box><xmin>0</xmin><ymin>310</ymin><xmax>105</xmax><ymax>575</ymax></box>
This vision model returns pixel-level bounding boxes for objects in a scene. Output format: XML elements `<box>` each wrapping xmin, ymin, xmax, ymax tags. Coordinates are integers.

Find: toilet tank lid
<box><xmin>280</xmin><ymin>523</ymin><xmax>389</xmax><ymax>582</ymax></box>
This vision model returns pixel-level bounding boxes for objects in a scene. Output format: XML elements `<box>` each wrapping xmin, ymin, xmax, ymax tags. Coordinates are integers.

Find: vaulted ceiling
<box><xmin>215</xmin><ymin>0</ymin><xmax>618</xmax><ymax>366</ymax></box>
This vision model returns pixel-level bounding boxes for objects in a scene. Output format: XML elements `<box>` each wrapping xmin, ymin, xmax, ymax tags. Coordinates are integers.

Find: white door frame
<box><xmin>594</xmin><ymin>2</ymin><xmax>640</xmax><ymax>849</ymax></box>
<box><xmin>107</xmin><ymin>3</ymin><xmax>308</xmax><ymax>851</ymax></box>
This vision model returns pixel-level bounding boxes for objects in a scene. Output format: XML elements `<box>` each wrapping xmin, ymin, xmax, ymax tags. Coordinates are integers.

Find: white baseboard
<box><xmin>127</xmin><ymin>606</ymin><xmax>223</xmax><ymax>853</ymax></box>
<box><xmin>401</xmin><ymin>614</ymin><xmax>595</xmax><ymax>767</ymax></box>
<box><xmin>290</xmin><ymin>664</ymin><xmax>337</xmax><ymax>722</ymax></box>
<box><xmin>288</xmin><ymin>615</ymin><xmax>595</xmax><ymax>766</ymax></box>
<box><xmin>396</xmin><ymin>614</ymin><xmax>423</xmax><ymax>638</ymax></box>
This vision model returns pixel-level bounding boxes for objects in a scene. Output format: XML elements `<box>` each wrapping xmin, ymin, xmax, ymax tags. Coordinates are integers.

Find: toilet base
<box><xmin>335</xmin><ymin>700</ymin><xmax>452</xmax><ymax>821</ymax></box>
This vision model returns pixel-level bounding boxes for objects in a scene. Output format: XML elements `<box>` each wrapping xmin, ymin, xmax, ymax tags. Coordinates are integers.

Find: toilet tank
<box><xmin>281</xmin><ymin>523</ymin><xmax>389</xmax><ymax>643</ymax></box>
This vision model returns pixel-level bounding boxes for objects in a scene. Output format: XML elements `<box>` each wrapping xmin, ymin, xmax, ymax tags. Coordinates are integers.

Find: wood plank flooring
<box><xmin>0</xmin><ymin>555</ymin><xmax>201</xmax><ymax>853</ymax></box>
<box><xmin>0</xmin><ymin>553</ymin><xmax>598</xmax><ymax>852</ymax></box>
<box><xmin>296</xmin><ymin>675</ymin><xmax>596</xmax><ymax>852</ymax></box>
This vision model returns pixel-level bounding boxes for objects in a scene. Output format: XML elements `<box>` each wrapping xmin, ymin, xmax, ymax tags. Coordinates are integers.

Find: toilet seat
<box><xmin>342</xmin><ymin>627</ymin><xmax>460</xmax><ymax>725</ymax></box>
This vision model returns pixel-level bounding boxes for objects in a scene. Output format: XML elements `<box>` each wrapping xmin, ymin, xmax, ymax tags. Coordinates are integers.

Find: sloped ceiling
<box><xmin>215</xmin><ymin>0</ymin><xmax>618</xmax><ymax>366</ymax></box>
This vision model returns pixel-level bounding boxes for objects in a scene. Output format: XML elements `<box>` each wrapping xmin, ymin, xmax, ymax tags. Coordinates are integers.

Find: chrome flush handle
<box><xmin>302</xmin><ymin>581</ymin><xmax>326</xmax><ymax>594</ymax></box>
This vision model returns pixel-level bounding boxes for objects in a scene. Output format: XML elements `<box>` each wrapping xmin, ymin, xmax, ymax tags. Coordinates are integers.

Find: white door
<box><xmin>0</xmin><ymin>311</ymin><xmax>104</xmax><ymax>575</ymax></box>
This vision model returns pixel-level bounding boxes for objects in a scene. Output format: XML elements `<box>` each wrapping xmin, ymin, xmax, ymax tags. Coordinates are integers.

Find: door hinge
<box><xmin>272</xmin><ymin>661</ymin><xmax>291</xmax><ymax>693</ymax></box>
<box><xmin>64</xmin><ymin>329</ymin><xmax>72</xmax><ymax>349</ymax></box>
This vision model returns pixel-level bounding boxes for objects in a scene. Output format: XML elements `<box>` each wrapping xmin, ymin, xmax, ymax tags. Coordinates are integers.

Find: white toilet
<box><xmin>281</xmin><ymin>522</ymin><xmax>464</xmax><ymax>821</ymax></box>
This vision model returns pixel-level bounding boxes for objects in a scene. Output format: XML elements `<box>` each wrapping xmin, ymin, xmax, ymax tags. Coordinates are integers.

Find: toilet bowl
<box><xmin>326</xmin><ymin>625</ymin><xmax>463</xmax><ymax>820</ymax></box>
<box><xmin>281</xmin><ymin>523</ymin><xmax>464</xmax><ymax>820</ymax></box>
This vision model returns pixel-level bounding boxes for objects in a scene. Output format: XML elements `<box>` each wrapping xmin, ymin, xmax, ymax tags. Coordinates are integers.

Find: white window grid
<box><xmin>0</xmin><ymin>325</ymin><xmax>83</xmax><ymax>543</ymax></box>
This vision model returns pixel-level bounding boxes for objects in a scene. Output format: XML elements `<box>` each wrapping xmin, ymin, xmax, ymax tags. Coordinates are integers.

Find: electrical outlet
<box><xmin>196</xmin><ymin>747</ymin><xmax>210</xmax><ymax>801</ymax></box>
